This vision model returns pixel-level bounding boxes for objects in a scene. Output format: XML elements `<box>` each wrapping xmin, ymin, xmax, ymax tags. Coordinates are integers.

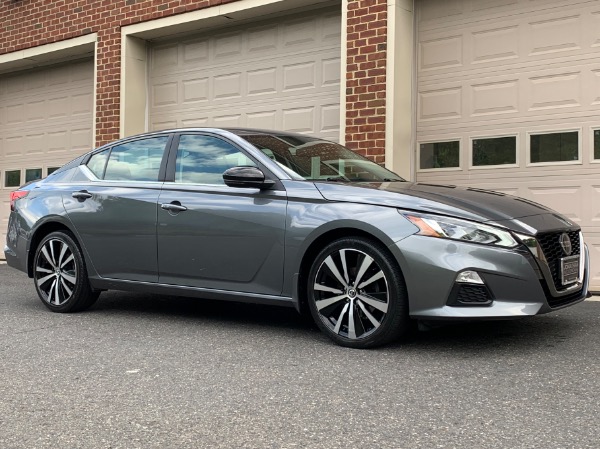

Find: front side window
<box><xmin>175</xmin><ymin>135</ymin><xmax>256</xmax><ymax>185</ymax></box>
<box><xmin>472</xmin><ymin>136</ymin><xmax>517</xmax><ymax>167</ymax></box>
<box><xmin>104</xmin><ymin>136</ymin><xmax>168</xmax><ymax>181</ymax></box>
<box><xmin>419</xmin><ymin>141</ymin><xmax>460</xmax><ymax>170</ymax></box>
<box><xmin>530</xmin><ymin>131</ymin><xmax>578</xmax><ymax>163</ymax></box>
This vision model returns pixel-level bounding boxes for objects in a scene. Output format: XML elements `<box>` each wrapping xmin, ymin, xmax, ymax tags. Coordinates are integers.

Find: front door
<box><xmin>157</xmin><ymin>133</ymin><xmax>287</xmax><ymax>296</ymax></box>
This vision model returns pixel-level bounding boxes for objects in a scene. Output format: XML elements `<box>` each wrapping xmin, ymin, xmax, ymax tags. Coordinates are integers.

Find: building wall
<box><xmin>0</xmin><ymin>0</ymin><xmax>392</xmax><ymax>162</ymax></box>
<box><xmin>345</xmin><ymin>0</ymin><xmax>388</xmax><ymax>162</ymax></box>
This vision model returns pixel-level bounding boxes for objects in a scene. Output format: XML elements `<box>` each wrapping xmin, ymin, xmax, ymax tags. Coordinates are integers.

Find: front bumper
<box><xmin>389</xmin><ymin>235</ymin><xmax>589</xmax><ymax>320</ymax></box>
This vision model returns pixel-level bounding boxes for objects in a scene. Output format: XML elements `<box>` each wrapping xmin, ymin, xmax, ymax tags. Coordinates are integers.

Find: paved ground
<box><xmin>0</xmin><ymin>263</ymin><xmax>599</xmax><ymax>449</ymax></box>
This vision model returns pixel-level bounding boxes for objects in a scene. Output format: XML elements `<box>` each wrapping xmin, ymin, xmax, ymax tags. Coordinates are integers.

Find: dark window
<box><xmin>104</xmin><ymin>136</ymin><xmax>168</xmax><ymax>181</ymax></box>
<box><xmin>174</xmin><ymin>135</ymin><xmax>255</xmax><ymax>185</ymax></box>
<box><xmin>420</xmin><ymin>141</ymin><xmax>460</xmax><ymax>169</ymax></box>
<box><xmin>472</xmin><ymin>136</ymin><xmax>517</xmax><ymax>167</ymax></box>
<box><xmin>47</xmin><ymin>167</ymin><xmax>60</xmax><ymax>176</ymax></box>
<box><xmin>4</xmin><ymin>170</ymin><xmax>20</xmax><ymax>188</ymax></box>
<box><xmin>594</xmin><ymin>129</ymin><xmax>600</xmax><ymax>160</ymax></box>
<box><xmin>530</xmin><ymin>132</ymin><xmax>578</xmax><ymax>163</ymax></box>
<box><xmin>25</xmin><ymin>168</ymin><xmax>43</xmax><ymax>183</ymax></box>
<box><xmin>87</xmin><ymin>149</ymin><xmax>110</xmax><ymax>179</ymax></box>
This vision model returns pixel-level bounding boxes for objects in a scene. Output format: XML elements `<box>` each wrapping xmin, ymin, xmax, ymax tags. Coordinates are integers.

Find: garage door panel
<box><xmin>417</xmin><ymin>0</ymin><xmax>600</xmax><ymax>290</ymax></box>
<box><xmin>151</xmin><ymin>51</ymin><xmax>340</xmax><ymax>111</ymax></box>
<box><xmin>149</xmin><ymin>7</ymin><xmax>341</xmax><ymax>140</ymax></box>
<box><xmin>0</xmin><ymin>60</ymin><xmax>94</xmax><ymax>249</ymax></box>
<box><xmin>418</xmin><ymin>64</ymin><xmax>600</xmax><ymax>133</ymax></box>
<box><xmin>588</xmin><ymin>235</ymin><xmax>600</xmax><ymax>288</ymax></box>
<box><xmin>151</xmin><ymin>95</ymin><xmax>341</xmax><ymax>142</ymax></box>
<box><xmin>419</xmin><ymin>1</ymin><xmax>600</xmax><ymax>78</ymax></box>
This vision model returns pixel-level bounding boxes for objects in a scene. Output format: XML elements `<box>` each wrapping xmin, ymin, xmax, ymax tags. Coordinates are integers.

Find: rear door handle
<box><xmin>72</xmin><ymin>190</ymin><xmax>92</xmax><ymax>200</ymax></box>
<box><xmin>161</xmin><ymin>202</ymin><xmax>188</xmax><ymax>213</ymax></box>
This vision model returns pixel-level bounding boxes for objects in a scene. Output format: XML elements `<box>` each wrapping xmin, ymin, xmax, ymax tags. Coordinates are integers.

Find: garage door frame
<box><xmin>120</xmin><ymin>0</ymin><xmax>344</xmax><ymax>140</ymax></box>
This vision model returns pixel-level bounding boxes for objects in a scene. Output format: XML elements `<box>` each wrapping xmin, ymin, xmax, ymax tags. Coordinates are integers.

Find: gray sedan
<box><xmin>4</xmin><ymin>128</ymin><xmax>591</xmax><ymax>348</ymax></box>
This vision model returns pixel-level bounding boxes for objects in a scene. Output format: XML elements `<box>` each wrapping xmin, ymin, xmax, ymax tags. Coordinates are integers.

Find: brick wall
<box><xmin>344</xmin><ymin>0</ymin><xmax>387</xmax><ymax>163</ymax></box>
<box><xmin>1</xmin><ymin>0</ymin><xmax>389</xmax><ymax>161</ymax></box>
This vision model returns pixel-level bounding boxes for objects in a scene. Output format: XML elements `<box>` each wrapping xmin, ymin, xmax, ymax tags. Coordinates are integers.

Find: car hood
<box><xmin>313</xmin><ymin>181</ymin><xmax>577</xmax><ymax>233</ymax></box>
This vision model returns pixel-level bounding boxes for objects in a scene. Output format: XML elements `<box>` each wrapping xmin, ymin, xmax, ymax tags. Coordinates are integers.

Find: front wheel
<box><xmin>307</xmin><ymin>237</ymin><xmax>409</xmax><ymax>348</ymax></box>
<box><xmin>33</xmin><ymin>231</ymin><xmax>99</xmax><ymax>313</ymax></box>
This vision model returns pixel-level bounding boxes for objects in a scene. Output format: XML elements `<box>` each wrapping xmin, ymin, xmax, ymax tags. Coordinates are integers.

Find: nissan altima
<box><xmin>4</xmin><ymin>128</ymin><xmax>590</xmax><ymax>348</ymax></box>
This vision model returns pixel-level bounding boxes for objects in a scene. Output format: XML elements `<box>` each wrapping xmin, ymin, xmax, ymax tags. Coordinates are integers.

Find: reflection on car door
<box><xmin>157</xmin><ymin>133</ymin><xmax>287</xmax><ymax>295</ymax></box>
<box><xmin>64</xmin><ymin>135</ymin><xmax>171</xmax><ymax>282</ymax></box>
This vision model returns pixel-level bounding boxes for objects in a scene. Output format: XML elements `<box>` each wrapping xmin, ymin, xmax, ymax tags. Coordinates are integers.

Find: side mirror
<box><xmin>223</xmin><ymin>166</ymin><xmax>276</xmax><ymax>189</ymax></box>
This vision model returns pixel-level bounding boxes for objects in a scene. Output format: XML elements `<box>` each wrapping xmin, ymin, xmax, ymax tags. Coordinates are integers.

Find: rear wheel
<box><xmin>33</xmin><ymin>231</ymin><xmax>99</xmax><ymax>313</ymax></box>
<box><xmin>307</xmin><ymin>237</ymin><xmax>409</xmax><ymax>348</ymax></box>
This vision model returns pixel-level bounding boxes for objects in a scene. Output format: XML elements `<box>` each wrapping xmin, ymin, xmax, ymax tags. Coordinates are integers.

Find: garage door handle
<box><xmin>161</xmin><ymin>202</ymin><xmax>188</xmax><ymax>212</ymax></box>
<box><xmin>72</xmin><ymin>191</ymin><xmax>92</xmax><ymax>200</ymax></box>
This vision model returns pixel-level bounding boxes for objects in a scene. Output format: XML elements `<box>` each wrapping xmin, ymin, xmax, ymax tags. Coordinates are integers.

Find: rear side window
<box><xmin>87</xmin><ymin>136</ymin><xmax>169</xmax><ymax>181</ymax></box>
<box><xmin>87</xmin><ymin>150</ymin><xmax>109</xmax><ymax>179</ymax></box>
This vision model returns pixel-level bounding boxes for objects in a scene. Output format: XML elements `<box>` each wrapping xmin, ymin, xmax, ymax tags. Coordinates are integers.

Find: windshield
<box><xmin>240</xmin><ymin>134</ymin><xmax>404</xmax><ymax>182</ymax></box>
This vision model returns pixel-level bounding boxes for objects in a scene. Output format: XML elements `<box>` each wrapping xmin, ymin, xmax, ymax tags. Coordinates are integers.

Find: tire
<box><xmin>33</xmin><ymin>231</ymin><xmax>100</xmax><ymax>313</ymax></box>
<box><xmin>307</xmin><ymin>237</ymin><xmax>409</xmax><ymax>348</ymax></box>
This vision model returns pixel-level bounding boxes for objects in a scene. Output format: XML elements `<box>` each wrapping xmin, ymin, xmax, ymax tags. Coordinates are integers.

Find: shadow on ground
<box><xmin>77</xmin><ymin>289</ymin><xmax>586</xmax><ymax>354</ymax></box>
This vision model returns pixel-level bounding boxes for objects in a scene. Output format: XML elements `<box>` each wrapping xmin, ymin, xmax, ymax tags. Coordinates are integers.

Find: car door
<box><xmin>64</xmin><ymin>134</ymin><xmax>172</xmax><ymax>282</ymax></box>
<box><xmin>157</xmin><ymin>133</ymin><xmax>287</xmax><ymax>295</ymax></box>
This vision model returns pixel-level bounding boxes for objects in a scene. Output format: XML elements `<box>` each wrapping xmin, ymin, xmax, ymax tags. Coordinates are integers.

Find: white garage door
<box><xmin>148</xmin><ymin>7</ymin><xmax>342</xmax><ymax>141</ymax></box>
<box><xmin>0</xmin><ymin>60</ymin><xmax>94</xmax><ymax>248</ymax></box>
<box><xmin>416</xmin><ymin>0</ymin><xmax>600</xmax><ymax>290</ymax></box>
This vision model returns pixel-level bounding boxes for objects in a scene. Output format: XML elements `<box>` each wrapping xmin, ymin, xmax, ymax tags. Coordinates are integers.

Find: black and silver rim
<box><xmin>313</xmin><ymin>248</ymin><xmax>389</xmax><ymax>340</ymax></box>
<box><xmin>35</xmin><ymin>238</ymin><xmax>77</xmax><ymax>306</ymax></box>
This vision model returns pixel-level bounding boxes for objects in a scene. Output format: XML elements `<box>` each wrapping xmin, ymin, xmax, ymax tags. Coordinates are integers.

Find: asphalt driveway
<box><xmin>0</xmin><ymin>263</ymin><xmax>598</xmax><ymax>449</ymax></box>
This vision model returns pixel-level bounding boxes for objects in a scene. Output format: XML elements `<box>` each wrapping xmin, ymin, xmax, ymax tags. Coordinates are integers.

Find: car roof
<box><xmin>128</xmin><ymin>127</ymin><xmax>319</xmax><ymax>140</ymax></box>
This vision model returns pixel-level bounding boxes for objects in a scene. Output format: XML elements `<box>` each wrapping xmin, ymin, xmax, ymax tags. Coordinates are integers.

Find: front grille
<box><xmin>536</xmin><ymin>230</ymin><xmax>580</xmax><ymax>291</ymax></box>
<box><xmin>447</xmin><ymin>284</ymin><xmax>493</xmax><ymax>307</ymax></box>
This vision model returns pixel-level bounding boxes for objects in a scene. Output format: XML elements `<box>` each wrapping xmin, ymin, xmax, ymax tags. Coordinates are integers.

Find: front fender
<box><xmin>283</xmin><ymin>201</ymin><xmax>417</xmax><ymax>303</ymax></box>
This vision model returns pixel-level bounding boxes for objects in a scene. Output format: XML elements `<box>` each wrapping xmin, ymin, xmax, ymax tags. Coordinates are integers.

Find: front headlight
<box><xmin>403</xmin><ymin>212</ymin><xmax>518</xmax><ymax>248</ymax></box>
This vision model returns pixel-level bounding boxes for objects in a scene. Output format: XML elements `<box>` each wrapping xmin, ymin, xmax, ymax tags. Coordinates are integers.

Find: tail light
<box><xmin>9</xmin><ymin>190</ymin><xmax>28</xmax><ymax>211</ymax></box>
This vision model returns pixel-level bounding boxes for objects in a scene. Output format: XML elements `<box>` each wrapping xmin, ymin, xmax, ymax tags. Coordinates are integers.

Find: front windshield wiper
<box><xmin>325</xmin><ymin>176</ymin><xmax>349</xmax><ymax>182</ymax></box>
<box><xmin>383</xmin><ymin>178</ymin><xmax>404</xmax><ymax>182</ymax></box>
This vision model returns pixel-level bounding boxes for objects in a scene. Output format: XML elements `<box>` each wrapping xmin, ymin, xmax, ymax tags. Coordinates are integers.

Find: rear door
<box><xmin>157</xmin><ymin>132</ymin><xmax>287</xmax><ymax>295</ymax></box>
<box><xmin>64</xmin><ymin>134</ymin><xmax>172</xmax><ymax>282</ymax></box>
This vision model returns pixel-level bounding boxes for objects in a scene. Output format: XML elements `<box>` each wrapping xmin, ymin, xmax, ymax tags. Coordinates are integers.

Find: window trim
<box><xmin>468</xmin><ymin>133</ymin><xmax>519</xmax><ymax>170</ymax></box>
<box><xmin>165</xmin><ymin>132</ymin><xmax>282</xmax><ymax>189</ymax></box>
<box><xmin>526</xmin><ymin>128</ymin><xmax>582</xmax><ymax>167</ymax></box>
<box><xmin>591</xmin><ymin>126</ymin><xmax>600</xmax><ymax>164</ymax></box>
<box><xmin>3</xmin><ymin>169</ymin><xmax>22</xmax><ymax>189</ymax></box>
<box><xmin>24</xmin><ymin>167</ymin><xmax>44</xmax><ymax>183</ymax></box>
<box><xmin>82</xmin><ymin>132</ymin><xmax>174</xmax><ymax>182</ymax></box>
<box><xmin>46</xmin><ymin>166</ymin><xmax>61</xmax><ymax>177</ymax></box>
<box><xmin>417</xmin><ymin>137</ymin><xmax>462</xmax><ymax>173</ymax></box>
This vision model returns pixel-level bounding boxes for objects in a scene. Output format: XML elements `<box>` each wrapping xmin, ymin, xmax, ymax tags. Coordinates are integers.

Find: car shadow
<box><xmin>89</xmin><ymin>290</ymin><xmax>584</xmax><ymax>354</ymax></box>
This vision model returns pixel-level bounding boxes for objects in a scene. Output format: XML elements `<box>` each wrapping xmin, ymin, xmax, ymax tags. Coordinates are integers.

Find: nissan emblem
<box><xmin>559</xmin><ymin>233</ymin><xmax>572</xmax><ymax>256</ymax></box>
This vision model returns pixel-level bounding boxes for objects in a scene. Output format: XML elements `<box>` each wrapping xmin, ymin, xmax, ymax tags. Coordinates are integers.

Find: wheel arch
<box><xmin>27</xmin><ymin>218</ymin><xmax>80</xmax><ymax>278</ymax></box>
<box><xmin>295</xmin><ymin>224</ymin><xmax>403</xmax><ymax>316</ymax></box>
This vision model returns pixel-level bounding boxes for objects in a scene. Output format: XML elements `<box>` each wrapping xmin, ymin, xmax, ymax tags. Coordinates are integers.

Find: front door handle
<box><xmin>161</xmin><ymin>202</ymin><xmax>188</xmax><ymax>213</ymax></box>
<box><xmin>72</xmin><ymin>190</ymin><xmax>92</xmax><ymax>200</ymax></box>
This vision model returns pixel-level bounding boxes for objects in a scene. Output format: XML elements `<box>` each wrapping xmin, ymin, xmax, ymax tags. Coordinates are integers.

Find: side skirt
<box><xmin>89</xmin><ymin>276</ymin><xmax>295</xmax><ymax>308</ymax></box>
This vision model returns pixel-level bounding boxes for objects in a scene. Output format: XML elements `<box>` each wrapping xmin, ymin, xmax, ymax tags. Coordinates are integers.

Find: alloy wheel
<box><xmin>313</xmin><ymin>248</ymin><xmax>390</xmax><ymax>340</ymax></box>
<box><xmin>35</xmin><ymin>238</ymin><xmax>77</xmax><ymax>306</ymax></box>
